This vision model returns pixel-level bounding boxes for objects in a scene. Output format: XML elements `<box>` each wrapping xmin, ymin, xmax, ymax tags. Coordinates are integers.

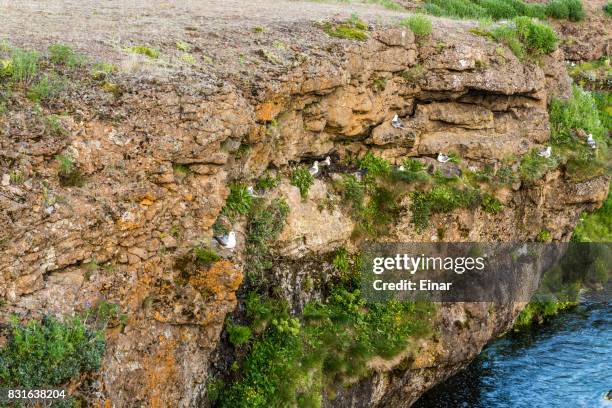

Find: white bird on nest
<box><xmin>215</xmin><ymin>230</ymin><xmax>236</xmax><ymax>250</ymax></box>
<box><xmin>586</xmin><ymin>134</ymin><xmax>597</xmax><ymax>149</ymax></box>
<box><xmin>309</xmin><ymin>161</ymin><xmax>319</xmax><ymax>176</ymax></box>
<box><xmin>322</xmin><ymin>156</ymin><xmax>332</xmax><ymax>166</ymax></box>
<box><xmin>391</xmin><ymin>114</ymin><xmax>405</xmax><ymax>129</ymax></box>
<box><xmin>538</xmin><ymin>146</ymin><xmax>552</xmax><ymax>159</ymax></box>
<box><xmin>437</xmin><ymin>153</ymin><xmax>451</xmax><ymax>163</ymax></box>
<box><xmin>398</xmin><ymin>165</ymin><xmax>405</xmax><ymax>172</ymax></box>
<box><xmin>246</xmin><ymin>186</ymin><xmax>260</xmax><ymax>198</ymax></box>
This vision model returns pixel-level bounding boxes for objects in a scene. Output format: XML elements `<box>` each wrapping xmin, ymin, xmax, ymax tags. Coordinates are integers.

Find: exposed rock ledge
<box><xmin>0</xmin><ymin>1</ymin><xmax>608</xmax><ymax>407</ymax></box>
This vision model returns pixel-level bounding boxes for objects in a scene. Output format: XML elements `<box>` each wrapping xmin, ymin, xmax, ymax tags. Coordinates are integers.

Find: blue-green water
<box><xmin>414</xmin><ymin>290</ymin><xmax>611</xmax><ymax>408</ymax></box>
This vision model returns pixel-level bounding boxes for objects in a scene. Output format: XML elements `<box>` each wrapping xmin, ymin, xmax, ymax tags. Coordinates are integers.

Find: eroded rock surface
<box><xmin>0</xmin><ymin>1</ymin><xmax>609</xmax><ymax>407</ymax></box>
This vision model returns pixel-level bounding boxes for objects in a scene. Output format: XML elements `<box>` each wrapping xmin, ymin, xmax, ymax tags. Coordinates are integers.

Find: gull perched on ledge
<box><xmin>322</xmin><ymin>156</ymin><xmax>332</xmax><ymax>166</ymax></box>
<box><xmin>586</xmin><ymin>134</ymin><xmax>597</xmax><ymax>149</ymax></box>
<box><xmin>391</xmin><ymin>114</ymin><xmax>405</xmax><ymax>129</ymax></box>
<box><xmin>215</xmin><ymin>230</ymin><xmax>236</xmax><ymax>250</ymax></box>
<box><xmin>538</xmin><ymin>146</ymin><xmax>552</xmax><ymax>158</ymax></box>
<box><xmin>437</xmin><ymin>153</ymin><xmax>451</xmax><ymax>163</ymax></box>
<box><xmin>246</xmin><ymin>186</ymin><xmax>260</xmax><ymax>198</ymax></box>
<box><xmin>309</xmin><ymin>161</ymin><xmax>319</xmax><ymax>176</ymax></box>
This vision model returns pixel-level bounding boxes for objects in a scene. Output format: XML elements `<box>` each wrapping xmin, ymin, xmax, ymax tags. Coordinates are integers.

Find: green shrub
<box><xmin>341</xmin><ymin>174</ymin><xmax>365</xmax><ymax>209</ymax></box>
<box><xmin>605</xmin><ymin>2</ymin><xmax>612</xmax><ymax>16</ymax></box>
<box><xmin>0</xmin><ymin>315</ymin><xmax>105</xmax><ymax>388</ymax></box>
<box><xmin>45</xmin><ymin>114</ymin><xmax>65</xmax><ymax>136</ymax></box>
<box><xmin>227</xmin><ymin>324</ymin><xmax>252</xmax><ymax>346</ymax></box>
<box><xmin>220</xmin><ymin>288</ymin><xmax>434</xmax><ymax>407</ymax></box>
<box><xmin>222</xmin><ymin>184</ymin><xmax>253</xmax><ymax>219</ymax></box>
<box><xmin>332</xmin><ymin>247</ymin><xmax>350</xmax><ymax>273</ymax></box>
<box><xmin>126</xmin><ymin>45</ymin><xmax>160</xmax><ymax>58</ymax></box>
<box><xmin>27</xmin><ymin>74</ymin><xmax>64</xmax><ymax>102</ymax></box>
<box><xmin>255</xmin><ymin>172</ymin><xmax>280</xmax><ymax>190</ymax></box>
<box><xmin>401</xmin><ymin>64</ymin><xmax>425</xmax><ymax>82</ymax></box>
<box><xmin>48</xmin><ymin>43</ymin><xmax>83</xmax><ymax>67</ymax></box>
<box><xmin>358</xmin><ymin>151</ymin><xmax>391</xmax><ymax>180</ymax></box>
<box><xmin>55</xmin><ymin>154</ymin><xmax>84</xmax><ymax>187</ymax></box>
<box><xmin>513</xmin><ymin>299</ymin><xmax>575</xmax><ymax>328</ymax></box>
<box><xmin>290</xmin><ymin>167</ymin><xmax>314</xmax><ymax>198</ymax></box>
<box><xmin>491</xmin><ymin>17</ymin><xmax>557</xmax><ymax>59</ymax></box>
<box><xmin>400</xmin><ymin>15</ymin><xmax>433</xmax><ymax>37</ymax></box>
<box><xmin>246</xmin><ymin>199</ymin><xmax>290</xmax><ymax>284</ymax></box>
<box><xmin>9</xmin><ymin>49</ymin><xmax>39</xmax><ymax>85</ymax></box>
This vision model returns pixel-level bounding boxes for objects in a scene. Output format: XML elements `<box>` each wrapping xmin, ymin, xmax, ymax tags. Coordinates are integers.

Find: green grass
<box><xmin>549</xmin><ymin>86</ymin><xmax>609</xmax><ymax>182</ymax></box>
<box><xmin>410</xmin><ymin>185</ymin><xmax>484</xmax><ymax>231</ymax></box>
<box><xmin>0</xmin><ymin>314</ymin><xmax>106</xmax><ymax>388</ymax></box>
<box><xmin>7</xmin><ymin>49</ymin><xmax>39</xmax><ymax>85</ymax></box>
<box><xmin>518</xmin><ymin>149</ymin><xmax>559</xmax><ymax>183</ymax></box>
<box><xmin>126</xmin><ymin>45</ymin><xmax>160</xmax><ymax>59</ymax></box>
<box><xmin>605</xmin><ymin>2</ymin><xmax>612</xmax><ymax>16</ymax></box>
<box><xmin>400</xmin><ymin>15</ymin><xmax>433</xmax><ymax>37</ymax></box>
<box><xmin>424</xmin><ymin>0</ymin><xmax>584</xmax><ymax>21</ymax></box>
<box><xmin>291</xmin><ymin>167</ymin><xmax>315</xmax><ymax>199</ymax></box>
<box><xmin>490</xmin><ymin>17</ymin><xmax>558</xmax><ymax>59</ymax></box>
<box><xmin>219</xmin><ymin>287</ymin><xmax>434</xmax><ymax>407</ymax></box>
<box><xmin>573</xmin><ymin>182</ymin><xmax>612</xmax><ymax>242</ymax></box>
<box><xmin>332</xmin><ymin>247</ymin><xmax>350</xmax><ymax>273</ymax></box>
<box><xmin>45</xmin><ymin>114</ymin><xmax>65</xmax><ymax>136</ymax></box>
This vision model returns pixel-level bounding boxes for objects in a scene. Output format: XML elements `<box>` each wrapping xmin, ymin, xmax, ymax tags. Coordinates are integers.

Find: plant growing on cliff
<box><xmin>245</xmin><ymin>198</ymin><xmax>290</xmax><ymax>285</ymax></box>
<box><xmin>56</xmin><ymin>154</ymin><xmax>85</xmax><ymax>187</ymax></box>
<box><xmin>255</xmin><ymin>171</ymin><xmax>280</xmax><ymax>190</ymax></box>
<box><xmin>605</xmin><ymin>2</ymin><xmax>612</xmax><ymax>16</ymax></box>
<box><xmin>400</xmin><ymin>15</ymin><xmax>432</xmax><ymax>37</ymax></box>
<box><xmin>220</xmin><ymin>287</ymin><xmax>434</xmax><ymax>407</ymax></box>
<box><xmin>518</xmin><ymin>149</ymin><xmax>559</xmax><ymax>184</ymax></box>
<box><xmin>290</xmin><ymin>166</ymin><xmax>314</xmax><ymax>198</ymax></box>
<box><xmin>7</xmin><ymin>48</ymin><xmax>39</xmax><ymax>85</ymax></box>
<box><xmin>222</xmin><ymin>183</ymin><xmax>253</xmax><ymax>219</ymax></box>
<box><xmin>0</xmin><ymin>314</ymin><xmax>106</xmax><ymax>388</ymax></box>
<box><xmin>573</xmin><ymin>182</ymin><xmax>611</xmax><ymax>242</ymax></box>
<box><xmin>27</xmin><ymin>73</ymin><xmax>64</xmax><ymax>102</ymax></box>
<box><xmin>490</xmin><ymin>17</ymin><xmax>557</xmax><ymax>60</ymax></box>
<box><xmin>227</xmin><ymin>324</ymin><xmax>252</xmax><ymax>346</ymax></box>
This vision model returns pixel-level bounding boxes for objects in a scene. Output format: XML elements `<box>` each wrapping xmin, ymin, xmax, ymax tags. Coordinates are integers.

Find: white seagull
<box><xmin>215</xmin><ymin>230</ymin><xmax>236</xmax><ymax>250</ymax></box>
<box><xmin>538</xmin><ymin>146</ymin><xmax>552</xmax><ymax>159</ymax></box>
<box><xmin>437</xmin><ymin>153</ymin><xmax>451</xmax><ymax>163</ymax></box>
<box><xmin>391</xmin><ymin>114</ymin><xmax>405</xmax><ymax>129</ymax></box>
<box><xmin>246</xmin><ymin>186</ymin><xmax>260</xmax><ymax>197</ymax></box>
<box><xmin>309</xmin><ymin>161</ymin><xmax>319</xmax><ymax>176</ymax></box>
<box><xmin>398</xmin><ymin>165</ymin><xmax>405</xmax><ymax>171</ymax></box>
<box><xmin>586</xmin><ymin>134</ymin><xmax>597</xmax><ymax>149</ymax></box>
<box><xmin>322</xmin><ymin>156</ymin><xmax>332</xmax><ymax>166</ymax></box>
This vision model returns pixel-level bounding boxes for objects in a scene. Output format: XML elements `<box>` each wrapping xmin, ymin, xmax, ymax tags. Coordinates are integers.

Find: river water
<box><xmin>413</xmin><ymin>289</ymin><xmax>611</xmax><ymax>408</ymax></box>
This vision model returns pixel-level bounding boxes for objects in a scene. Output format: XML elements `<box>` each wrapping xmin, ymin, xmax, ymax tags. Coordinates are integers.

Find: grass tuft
<box><xmin>126</xmin><ymin>45</ymin><xmax>160</xmax><ymax>59</ymax></box>
<box><xmin>400</xmin><ymin>15</ymin><xmax>433</xmax><ymax>37</ymax></box>
<box><xmin>291</xmin><ymin>167</ymin><xmax>315</xmax><ymax>199</ymax></box>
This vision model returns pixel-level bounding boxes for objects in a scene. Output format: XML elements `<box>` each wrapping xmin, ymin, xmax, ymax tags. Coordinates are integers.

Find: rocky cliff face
<box><xmin>0</xmin><ymin>2</ymin><xmax>609</xmax><ymax>407</ymax></box>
